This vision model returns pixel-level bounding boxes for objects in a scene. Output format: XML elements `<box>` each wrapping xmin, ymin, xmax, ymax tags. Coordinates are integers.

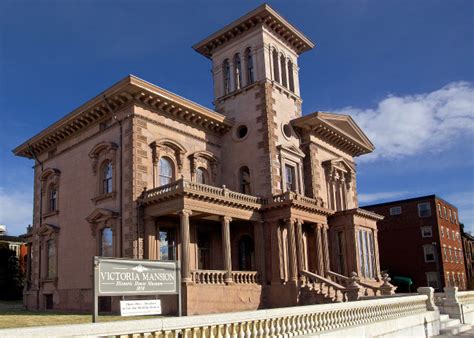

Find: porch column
<box><xmin>144</xmin><ymin>217</ymin><xmax>157</xmax><ymax>260</ymax></box>
<box><xmin>179</xmin><ymin>209</ymin><xmax>192</xmax><ymax>283</ymax></box>
<box><xmin>296</xmin><ymin>219</ymin><xmax>305</xmax><ymax>277</ymax></box>
<box><xmin>220</xmin><ymin>216</ymin><xmax>233</xmax><ymax>284</ymax></box>
<box><xmin>314</xmin><ymin>223</ymin><xmax>325</xmax><ymax>276</ymax></box>
<box><xmin>285</xmin><ymin>218</ymin><xmax>298</xmax><ymax>283</ymax></box>
<box><xmin>322</xmin><ymin>224</ymin><xmax>331</xmax><ymax>274</ymax></box>
<box><xmin>254</xmin><ymin>221</ymin><xmax>266</xmax><ymax>284</ymax></box>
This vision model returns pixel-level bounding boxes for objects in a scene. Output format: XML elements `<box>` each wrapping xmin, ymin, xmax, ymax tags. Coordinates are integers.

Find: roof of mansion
<box><xmin>13</xmin><ymin>75</ymin><xmax>235</xmax><ymax>158</ymax></box>
<box><xmin>291</xmin><ymin>112</ymin><xmax>375</xmax><ymax>157</ymax></box>
<box><xmin>193</xmin><ymin>4</ymin><xmax>315</xmax><ymax>58</ymax></box>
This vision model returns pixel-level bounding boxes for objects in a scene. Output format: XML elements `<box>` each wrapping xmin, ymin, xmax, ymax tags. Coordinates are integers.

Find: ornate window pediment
<box><xmin>189</xmin><ymin>151</ymin><xmax>218</xmax><ymax>185</ymax></box>
<box><xmin>88</xmin><ymin>142</ymin><xmax>118</xmax><ymax>175</ymax></box>
<box><xmin>40</xmin><ymin>168</ymin><xmax>60</xmax><ymax>190</ymax></box>
<box><xmin>150</xmin><ymin>139</ymin><xmax>186</xmax><ymax>170</ymax></box>
<box><xmin>323</xmin><ymin>158</ymin><xmax>355</xmax><ymax>211</ymax></box>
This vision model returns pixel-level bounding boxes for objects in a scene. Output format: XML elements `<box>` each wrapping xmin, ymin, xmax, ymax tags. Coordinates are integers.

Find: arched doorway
<box><xmin>238</xmin><ymin>235</ymin><xmax>255</xmax><ymax>271</ymax></box>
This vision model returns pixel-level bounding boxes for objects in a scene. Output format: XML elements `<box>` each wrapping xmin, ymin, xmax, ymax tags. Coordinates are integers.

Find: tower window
<box><xmin>280</xmin><ymin>55</ymin><xmax>288</xmax><ymax>88</ymax></box>
<box><xmin>102</xmin><ymin>162</ymin><xmax>113</xmax><ymax>194</ymax></box>
<box><xmin>272</xmin><ymin>50</ymin><xmax>280</xmax><ymax>83</ymax></box>
<box><xmin>239</xmin><ymin>166</ymin><xmax>251</xmax><ymax>194</ymax></box>
<box><xmin>287</xmin><ymin>60</ymin><xmax>295</xmax><ymax>92</ymax></box>
<box><xmin>245</xmin><ymin>48</ymin><xmax>254</xmax><ymax>85</ymax></box>
<box><xmin>285</xmin><ymin>164</ymin><xmax>296</xmax><ymax>192</ymax></box>
<box><xmin>159</xmin><ymin>157</ymin><xmax>174</xmax><ymax>186</ymax></box>
<box><xmin>234</xmin><ymin>53</ymin><xmax>242</xmax><ymax>90</ymax></box>
<box><xmin>223</xmin><ymin>59</ymin><xmax>231</xmax><ymax>95</ymax></box>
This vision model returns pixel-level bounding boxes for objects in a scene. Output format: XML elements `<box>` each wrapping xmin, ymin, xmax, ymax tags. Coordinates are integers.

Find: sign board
<box><xmin>93</xmin><ymin>257</ymin><xmax>181</xmax><ymax>322</ymax></box>
<box><xmin>120</xmin><ymin>299</ymin><xmax>162</xmax><ymax>316</ymax></box>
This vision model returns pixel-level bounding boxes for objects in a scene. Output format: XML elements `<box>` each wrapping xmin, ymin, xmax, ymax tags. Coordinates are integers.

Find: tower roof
<box><xmin>193</xmin><ymin>4</ymin><xmax>315</xmax><ymax>59</ymax></box>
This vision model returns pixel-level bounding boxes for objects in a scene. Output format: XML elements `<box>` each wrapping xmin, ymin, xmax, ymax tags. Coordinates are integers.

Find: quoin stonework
<box><xmin>14</xmin><ymin>4</ymin><xmax>392</xmax><ymax>315</ymax></box>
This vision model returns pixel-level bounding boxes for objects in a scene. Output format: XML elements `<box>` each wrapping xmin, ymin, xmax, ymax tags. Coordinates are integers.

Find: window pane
<box><xmin>159</xmin><ymin>158</ymin><xmax>174</xmax><ymax>186</ymax></box>
<box><xmin>196</xmin><ymin>167</ymin><xmax>207</xmax><ymax>184</ymax></box>
<box><xmin>240</xmin><ymin>167</ymin><xmax>251</xmax><ymax>194</ymax></box>
<box><xmin>101</xmin><ymin>228</ymin><xmax>113</xmax><ymax>257</ymax></box>
<box><xmin>159</xmin><ymin>229</ymin><xmax>175</xmax><ymax>260</ymax></box>
<box><xmin>285</xmin><ymin>165</ymin><xmax>296</xmax><ymax>192</ymax></box>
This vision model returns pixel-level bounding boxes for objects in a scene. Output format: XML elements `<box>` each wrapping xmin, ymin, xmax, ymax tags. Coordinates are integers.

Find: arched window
<box><xmin>102</xmin><ymin>162</ymin><xmax>113</xmax><ymax>194</ymax></box>
<box><xmin>280</xmin><ymin>55</ymin><xmax>288</xmax><ymax>88</ymax></box>
<box><xmin>223</xmin><ymin>59</ymin><xmax>231</xmax><ymax>94</ymax></box>
<box><xmin>234</xmin><ymin>53</ymin><xmax>242</xmax><ymax>90</ymax></box>
<box><xmin>272</xmin><ymin>50</ymin><xmax>280</xmax><ymax>83</ymax></box>
<box><xmin>101</xmin><ymin>228</ymin><xmax>113</xmax><ymax>257</ymax></box>
<box><xmin>238</xmin><ymin>235</ymin><xmax>255</xmax><ymax>271</ymax></box>
<box><xmin>48</xmin><ymin>185</ymin><xmax>57</xmax><ymax>212</ymax></box>
<box><xmin>287</xmin><ymin>59</ymin><xmax>295</xmax><ymax>92</ymax></box>
<box><xmin>159</xmin><ymin>157</ymin><xmax>174</xmax><ymax>186</ymax></box>
<box><xmin>196</xmin><ymin>167</ymin><xmax>208</xmax><ymax>185</ymax></box>
<box><xmin>239</xmin><ymin>166</ymin><xmax>251</xmax><ymax>194</ymax></box>
<box><xmin>245</xmin><ymin>48</ymin><xmax>254</xmax><ymax>85</ymax></box>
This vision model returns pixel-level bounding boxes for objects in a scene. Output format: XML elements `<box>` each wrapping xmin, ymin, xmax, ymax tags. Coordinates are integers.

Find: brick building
<box><xmin>364</xmin><ymin>195</ymin><xmax>466</xmax><ymax>291</ymax></box>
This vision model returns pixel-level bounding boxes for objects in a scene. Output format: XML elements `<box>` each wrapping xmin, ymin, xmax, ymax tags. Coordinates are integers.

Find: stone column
<box><xmin>221</xmin><ymin>216</ymin><xmax>233</xmax><ymax>284</ymax></box>
<box><xmin>322</xmin><ymin>224</ymin><xmax>331</xmax><ymax>275</ymax></box>
<box><xmin>254</xmin><ymin>221</ymin><xmax>266</xmax><ymax>284</ymax></box>
<box><xmin>178</xmin><ymin>209</ymin><xmax>192</xmax><ymax>283</ymax></box>
<box><xmin>286</xmin><ymin>218</ymin><xmax>298</xmax><ymax>283</ymax></box>
<box><xmin>144</xmin><ymin>217</ymin><xmax>157</xmax><ymax>260</ymax></box>
<box><xmin>296</xmin><ymin>219</ymin><xmax>305</xmax><ymax>276</ymax></box>
<box><xmin>315</xmin><ymin>223</ymin><xmax>325</xmax><ymax>276</ymax></box>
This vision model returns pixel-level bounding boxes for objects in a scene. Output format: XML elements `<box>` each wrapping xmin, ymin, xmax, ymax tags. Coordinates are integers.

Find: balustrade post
<box><xmin>221</xmin><ymin>216</ymin><xmax>234</xmax><ymax>284</ymax></box>
<box><xmin>178</xmin><ymin>209</ymin><xmax>192</xmax><ymax>283</ymax></box>
<box><xmin>417</xmin><ymin>287</ymin><xmax>438</xmax><ymax>311</ymax></box>
<box><xmin>380</xmin><ymin>273</ymin><xmax>396</xmax><ymax>295</ymax></box>
<box><xmin>286</xmin><ymin>218</ymin><xmax>298</xmax><ymax>283</ymax></box>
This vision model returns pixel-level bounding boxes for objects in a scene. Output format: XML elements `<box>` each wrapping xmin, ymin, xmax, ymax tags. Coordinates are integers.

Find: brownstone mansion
<box><xmin>14</xmin><ymin>4</ymin><xmax>392</xmax><ymax>314</ymax></box>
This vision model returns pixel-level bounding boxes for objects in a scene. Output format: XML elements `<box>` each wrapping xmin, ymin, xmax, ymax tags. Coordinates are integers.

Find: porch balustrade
<box><xmin>301</xmin><ymin>270</ymin><xmax>348</xmax><ymax>302</ymax></box>
<box><xmin>327</xmin><ymin>270</ymin><xmax>381</xmax><ymax>297</ymax></box>
<box><xmin>191</xmin><ymin>270</ymin><xmax>259</xmax><ymax>285</ymax></box>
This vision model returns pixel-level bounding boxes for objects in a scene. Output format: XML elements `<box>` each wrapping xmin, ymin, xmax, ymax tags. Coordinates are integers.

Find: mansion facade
<box><xmin>14</xmin><ymin>4</ymin><xmax>391</xmax><ymax>314</ymax></box>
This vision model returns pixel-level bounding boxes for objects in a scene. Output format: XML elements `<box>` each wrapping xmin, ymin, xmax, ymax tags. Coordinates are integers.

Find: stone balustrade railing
<box><xmin>458</xmin><ymin>291</ymin><xmax>474</xmax><ymax>305</ymax></box>
<box><xmin>191</xmin><ymin>270</ymin><xmax>259</xmax><ymax>285</ymax></box>
<box><xmin>191</xmin><ymin>270</ymin><xmax>226</xmax><ymax>285</ymax></box>
<box><xmin>301</xmin><ymin>270</ymin><xmax>349</xmax><ymax>302</ymax></box>
<box><xmin>327</xmin><ymin>270</ymin><xmax>381</xmax><ymax>297</ymax></box>
<box><xmin>7</xmin><ymin>294</ymin><xmax>430</xmax><ymax>337</ymax></box>
<box><xmin>142</xmin><ymin>179</ymin><xmax>327</xmax><ymax>211</ymax></box>
<box><xmin>141</xmin><ymin>179</ymin><xmax>263</xmax><ymax>207</ymax></box>
<box><xmin>232</xmin><ymin>271</ymin><xmax>259</xmax><ymax>284</ymax></box>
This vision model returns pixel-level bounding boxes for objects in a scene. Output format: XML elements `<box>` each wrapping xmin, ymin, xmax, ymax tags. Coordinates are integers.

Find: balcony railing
<box><xmin>141</xmin><ymin>179</ymin><xmax>328</xmax><ymax>212</ymax></box>
<box><xmin>141</xmin><ymin>179</ymin><xmax>262</xmax><ymax>208</ymax></box>
<box><xmin>191</xmin><ymin>270</ymin><xmax>259</xmax><ymax>285</ymax></box>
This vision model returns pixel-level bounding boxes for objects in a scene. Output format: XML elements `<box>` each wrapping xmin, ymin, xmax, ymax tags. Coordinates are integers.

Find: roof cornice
<box><xmin>291</xmin><ymin>112</ymin><xmax>374</xmax><ymax>157</ymax></box>
<box><xmin>13</xmin><ymin>75</ymin><xmax>234</xmax><ymax>158</ymax></box>
<box><xmin>193</xmin><ymin>4</ymin><xmax>315</xmax><ymax>59</ymax></box>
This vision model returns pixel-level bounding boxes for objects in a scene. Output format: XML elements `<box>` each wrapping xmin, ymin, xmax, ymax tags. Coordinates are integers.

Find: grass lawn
<box><xmin>0</xmin><ymin>300</ymin><xmax>160</xmax><ymax>329</ymax></box>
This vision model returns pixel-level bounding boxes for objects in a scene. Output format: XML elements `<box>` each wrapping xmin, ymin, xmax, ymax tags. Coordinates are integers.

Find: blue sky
<box><xmin>0</xmin><ymin>0</ymin><xmax>473</xmax><ymax>235</ymax></box>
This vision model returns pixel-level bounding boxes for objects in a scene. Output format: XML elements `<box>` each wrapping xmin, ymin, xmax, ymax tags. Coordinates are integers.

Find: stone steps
<box><xmin>434</xmin><ymin>314</ymin><xmax>472</xmax><ymax>337</ymax></box>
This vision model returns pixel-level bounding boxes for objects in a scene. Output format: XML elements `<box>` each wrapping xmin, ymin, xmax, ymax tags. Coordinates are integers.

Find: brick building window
<box><xmin>418</xmin><ymin>203</ymin><xmax>431</xmax><ymax>218</ymax></box>
<box><xmin>426</xmin><ymin>272</ymin><xmax>439</xmax><ymax>289</ymax></box>
<box><xmin>449</xmin><ymin>210</ymin><xmax>453</xmax><ymax>222</ymax></box>
<box><xmin>443</xmin><ymin>246</ymin><xmax>448</xmax><ymax>261</ymax></box>
<box><xmin>423</xmin><ymin>244</ymin><xmax>435</xmax><ymax>262</ymax></box>
<box><xmin>438</xmin><ymin>203</ymin><xmax>442</xmax><ymax>217</ymax></box>
<box><xmin>454</xmin><ymin>212</ymin><xmax>458</xmax><ymax>224</ymax></box>
<box><xmin>441</xmin><ymin>226</ymin><xmax>445</xmax><ymax>237</ymax></box>
<box><xmin>421</xmin><ymin>226</ymin><xmax>432</xmax><ymax>238</ymax></box>
<box><xmin>443</xmin><ymin>206</ymin><xmax>447</xmax><ymax>219</ymax></box>
<box><xmin>390</xmin><ymin>206</ymin><xmax>402</xmax><ymax>215</ymax></box>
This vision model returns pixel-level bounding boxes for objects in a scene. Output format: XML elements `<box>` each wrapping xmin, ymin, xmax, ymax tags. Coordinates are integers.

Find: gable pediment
<box><xmin>86</xmin><ymin>208</ymin><xmax>119</xmax><ymax>224</ymax></box>
<box><xmin>291</xmin><ymin>112</ymin><xmax>374</xmax><ymax>157</ymax></box>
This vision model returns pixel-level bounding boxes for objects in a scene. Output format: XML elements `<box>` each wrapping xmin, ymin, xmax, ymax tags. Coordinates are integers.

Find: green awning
<box><xmin>392</xmin><ymin>276</ymin><xmax>413</xmax><ymax>286</ymax></box>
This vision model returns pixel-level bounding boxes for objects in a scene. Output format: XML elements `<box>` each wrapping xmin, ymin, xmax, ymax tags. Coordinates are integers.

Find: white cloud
<box><xmin>0</xmin><ymin>187</ymin><xmax>33</xmax><ymax>236</ymax></box>
<box><xmin>358</xmin><ymin>191</ymin><xmax>409</xmax><ymax>204</ymax></box>
<box><xmin>334</xmin><ymin>81</ymin><xmax>474</xmax><ymax>160</ymax></box>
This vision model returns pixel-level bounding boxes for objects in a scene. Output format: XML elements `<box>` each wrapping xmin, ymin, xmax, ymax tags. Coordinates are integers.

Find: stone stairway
<box><xmin>434</xmin><ymin>314</ymin><xmax>472</xmax><ymax>337</ymax></box>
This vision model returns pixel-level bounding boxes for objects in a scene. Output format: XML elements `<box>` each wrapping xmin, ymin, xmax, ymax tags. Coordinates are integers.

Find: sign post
<box><xmin>92</xmin><ymin>257</ymin><xmax>181</xmax><ymax>322</ymax></box>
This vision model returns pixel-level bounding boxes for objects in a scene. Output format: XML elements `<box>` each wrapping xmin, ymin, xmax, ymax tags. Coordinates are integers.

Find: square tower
<box><xmin>194</xmin><ymin>4</ymin><xmax>315</xmax><ymax>197</ymax></box>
